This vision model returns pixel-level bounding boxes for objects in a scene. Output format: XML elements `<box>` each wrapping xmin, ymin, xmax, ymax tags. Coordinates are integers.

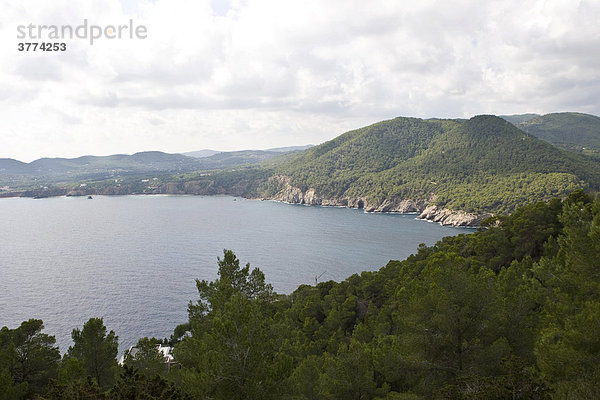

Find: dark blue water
<box><xmin>0</xmin><ymin>195</ymin><xmax>472</xmax><ymax>353</ymax></box>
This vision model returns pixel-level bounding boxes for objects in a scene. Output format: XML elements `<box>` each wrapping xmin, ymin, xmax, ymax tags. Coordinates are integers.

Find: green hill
<box><xmin>256</xmin><ymin>115</ymin><xmax>600</xmax><ymax>218</ymax></box>
<box><xmin>499</xmin><ymin>113</ymin><xmax>539</xmax><ymax>125</ymax></box>
<box><xmin>0</xmin><ymin>149</ymin><xmax>303</xmax><ymax>189</ymax></box>
<box><xmin>508</xmin><ymin>112</ymin><xmax>600</xmax><ymax>155</ymax></box>
<box><xmin>196</xmin><ymin>150</ymin><xmax>289</xmax><ymax>169</ymax></box>
<box><xmin>4</xmin><ymin>192</ymin><xmax>600</xmax><ymax>398</ymax></box>
<box><xmin>5</xmin><ymin>115</ymin><xmax>599</xmax><ymax>224</ymax></box>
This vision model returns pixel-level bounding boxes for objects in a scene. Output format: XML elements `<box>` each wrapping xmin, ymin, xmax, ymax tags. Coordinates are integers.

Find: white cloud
<box><xmin>0</xmin><ymin>0</ymin><xmax>599</xmax><ymax>161</ymax></box>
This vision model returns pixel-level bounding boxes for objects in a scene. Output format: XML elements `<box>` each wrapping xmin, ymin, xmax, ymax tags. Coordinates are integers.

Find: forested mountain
<box><xmin>0</xmin><ymin>158</ymin><xmax>31</xmax><ymax>174</ymax></box>
<box><xmin>3</xmin><ymin>114</ymin><xmax>599</xmax><ymax>225</ymax></box>
<box><xmin>190</xmin><ymin>149</ymin><xmax>291</xmax><ymax>169</ymax></box>
<box><xmin>0</xmin><ymin>148</ymin><xmax>301</xmax><ymax>188</ymax></box>
<box><xmin>0</xmin><ymin>151</ymin><xmax>201</xmax><ymax>181</ymax></box>
<box><xmin>257</xmin><ymin>115</ymin><xmax>600</xmax><ymax>218</ymax></box>
<box><xmin>182</xmin><ymin>145</ymin><xmax>312</xmax><ymax>158</ymax></box>
<box><xmin>2</xmin><ymin>191</ymin><xmax>599</xmax><ymax>399</ymax></box>
<box><xmin>265</xmin><ymin>145</ymin><xmax>314</xmax><ymax>152</ymax></box>
<box><xmin>499</xmin><ymin>113</ymin><xmax>539</xmax><ymax>125</ymax></box>
<box><xmin>503</xmin><ymin>112</ymin><xmax>600</xmax><ymax>154</ymax></box>
<box><xmin>182</xmin><ymin>149</ymin><xmax>222</xmax><ymax>158</ymax></box>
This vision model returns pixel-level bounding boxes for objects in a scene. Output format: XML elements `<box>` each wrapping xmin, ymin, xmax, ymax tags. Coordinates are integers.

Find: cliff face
<box><xmin>4</xmin><ymin>175</ymin><xmax>490</xmax><ymax>226</ymax></box>
<box><xmin>418</xmin><ymin>205</ymin><xmax>490</xmax><ymax>227</ymax></box>
<box><xmin>258</xmin><ymin>176</ymin><xmax>489</xmax><ymax>227</ymax></box>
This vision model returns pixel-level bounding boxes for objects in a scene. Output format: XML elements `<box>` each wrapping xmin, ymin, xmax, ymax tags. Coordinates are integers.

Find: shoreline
<box><xmin>264</xmin><ymin>197</ymin><xmax>479</xmax><ymax>229</ymax></box>
<box><xmin>0</xmin><ymin>188</ymin><xmax>489</xmax><ymax>227</ymax></box>
<box><xmin>259</xmin><ymin>196</ymin><xmax>488</xmax><ymax>227</ymax></box>
<box><xmin>251</xmin><ymin>176</ymin><xmax>490</xmax><ymax>227</ymax></box>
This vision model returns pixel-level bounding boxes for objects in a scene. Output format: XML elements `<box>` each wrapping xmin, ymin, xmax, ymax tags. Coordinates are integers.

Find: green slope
<box><xmin>499</xmin><ymin>113</ymin><xmax>539</xmax><ymax>125</ymax></box>
<box><xmin>7</xmin><ymin>114</ymin><xmax>599</xmax><ymax>218</ymax></box>
<box><xmin>265</xmin><ymin>115</ymin><xmax>600</xmax><ymax>214</ymax></box>
<box><xmin>0</xmin><ymin>149</ymin><xmax>298</xmax><ymax>189</ymax></box>
<box><xmin>514</xmin><ymin>112</ymin><xmax>600</xmax><ymax>154</ymax></box>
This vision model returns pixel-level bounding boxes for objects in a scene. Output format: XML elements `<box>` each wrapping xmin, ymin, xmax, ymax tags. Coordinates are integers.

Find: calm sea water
<box><xmin>0</xmin><ymin>195</ymin><xmax>472</xmax><ymax>353</ymax></box>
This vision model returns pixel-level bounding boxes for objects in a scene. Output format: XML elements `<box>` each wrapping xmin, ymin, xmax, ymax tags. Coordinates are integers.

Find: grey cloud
<box><xmin>14</xmin><ymin>57</ymin><xmax>63</xmax><ymax>81</ymax></box>
<box><xmin>147</xmin><ymin>117</ymin><xmax>165</xmax><ymax>126</ymax></box>
<box><xmin>83</xmin><ymin>92</ymin><xmax>120</xmax><ymax>108</ymax></box>
<box><xmin>0</xmin><ymin>82</ymin><xmax>40</xmax><ymax>103</ymax></box>
<box><xmin>59</xmin><ymin>111</ymin><xmax>82</xmax><ymax>125</ymax></box>
<box><xmin>119</xmin><ymin>93</ymin><xmax>293</xmax><ymax>111</ymax></box>
<box><xmin>5</xmin><ymin>0</ymin><xmax>600</xmax><ymax>163</ymax></box>
<box><xmin>112</xmin><ymin>56</ymin><xmax>217</xmax><ymax>86</ymax></box>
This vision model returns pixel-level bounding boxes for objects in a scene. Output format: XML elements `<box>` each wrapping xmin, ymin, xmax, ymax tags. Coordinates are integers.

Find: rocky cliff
<box><xmin>256</xmin><ymin>176</ymin><xmax>489</xmax><ymax>227</ymax></box>
<box><xmin>3</xmin><ymin>175</ymin><xmax>491</xmax><ymax>226</ymax></box>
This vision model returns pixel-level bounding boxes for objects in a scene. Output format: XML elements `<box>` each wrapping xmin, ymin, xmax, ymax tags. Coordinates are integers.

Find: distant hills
<box><xmin>182</xmin><ymin>145</ymin><xmax>313</xmax><ymax>158</ymax></box>
<box><xmin>180</xmin><ymin>146</ymin><xmax>313</xmax><ymax>168</ymax></box>
<box><xmin>263</xmin><ymin>145</ymin><xmax>315</xmax><ymax>153</ymax></box>
<box><xmin>182</xmin><ymin>149</ymin><xmax>221</xmax><ymax>158</ymax></box>
<box><xmin>2</xmin><ymin>114</ymin><xmax>599</xmax><ymax>225</ymax></box>
<box><xmin>0</xmin><ymin>158</ymin><xmax>31</xmax><ymax>174</ymax></box>
<box><xmin>0</xmin><ymin>147</ymin><xmax>311</xmax><ymax>187</ymax></box>
<box><xmin>501</xmin><ymin>112</ymin><xmax>600</xmax><ymax>154</ymax></box>
<box><xmin>498</xmin><ymin>113</ymin><xmax>540</xmax><ymax>125</ymax></box>
<box><xmin>0</xmin><ymin>151</ymin><xmax>202</xmax><ymax>187</ymax></box>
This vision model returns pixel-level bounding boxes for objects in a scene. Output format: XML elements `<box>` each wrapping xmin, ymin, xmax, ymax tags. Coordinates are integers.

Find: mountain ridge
<box><xmin>250</xmin><ymin>115</ymin><xmax>600</xmax><ymax>225</ymax></box>
<box><xmin>2</xmin><ymin>114</ymin><xmax>599</xmax><ymax>226</ymax></box>
<box><xmin>501</xmin><ymin>111</ymin><xmax>600</xmax><ymax>154</ymax></box>
<box><xmin>0</xmin><ymin>148</ymin><xmax>307</xmax><ymax>187</ymax></box>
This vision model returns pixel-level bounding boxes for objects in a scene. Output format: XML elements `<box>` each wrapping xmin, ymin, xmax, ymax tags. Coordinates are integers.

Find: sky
<box><xmin>1</xmin><ymin>0</ymin><xmax>599</xmax><ymax>162</ymax></box>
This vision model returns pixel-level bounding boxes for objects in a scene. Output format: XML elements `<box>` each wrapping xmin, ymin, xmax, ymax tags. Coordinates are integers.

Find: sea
<box><xmin>0</xmin><ymin>195</ymin><xmax>473</xmax><ymax>353</ymax></box>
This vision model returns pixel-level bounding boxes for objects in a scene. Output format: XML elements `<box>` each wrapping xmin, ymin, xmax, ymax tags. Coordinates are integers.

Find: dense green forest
<box><xmin>262</xmin><ymin>115</ymin><xmax>600</xmax><ymax>213</ymax></box>
<box><xmin>0</xmin><ymin>149</ymin><xmax>293</xmax><ymax>189</ymax></box>
<box><xmin>2</xmin><ymin>190</ymin><xmax>599</xmax><ymax>399</ymax></box>
<box><xmin>499</xmin><ymin>114</ymin><xmax>540</xmax><ymax>125</ymax></box>
<box><xmin>514</xmin><ymin>112</ymin><xmax>600</xmax><ymax>155</ymax></box>
<box><xmin>3</xmin><ymin>114</ymin><xmax>599</xmax><ymax>220</ymax></box>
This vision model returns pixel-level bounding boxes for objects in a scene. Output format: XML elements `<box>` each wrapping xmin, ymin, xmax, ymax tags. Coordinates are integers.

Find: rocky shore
<box><xmin>1</xmin><ymin>176</ymin><xmax>491</xmax><ymax>227</ymax></box>
<box><xmin>256</xmin><ymin>176</ymin><xmax>490</xmax><ymax>227</ymax></box>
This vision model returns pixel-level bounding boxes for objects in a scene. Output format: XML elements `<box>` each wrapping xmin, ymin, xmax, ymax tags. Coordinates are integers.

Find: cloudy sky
<box><xmin>1</xmin><ymin>0</ymin><xmax>599</xmax><ymax>162</ymax></box>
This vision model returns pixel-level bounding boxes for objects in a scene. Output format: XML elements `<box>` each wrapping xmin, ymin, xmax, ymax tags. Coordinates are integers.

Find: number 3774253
<box><xmin>18</xmin><ymin>42</ymin><xmax>66</xmax><ymax>51</ymax></box>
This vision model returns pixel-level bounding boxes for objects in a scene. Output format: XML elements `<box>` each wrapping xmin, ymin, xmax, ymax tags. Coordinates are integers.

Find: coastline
<box><xmin>0</xmin><ymin>183</ymin><xmax>490</xmax><ymax>227</ymax></box>
<box><xmin>254</xmin><ymin>194</ymin><xmax>488</xmax><ymax>227</ymax></box>
<box><xmin>250</xmin><ymin>176</ymin><xmax>490</xmax><ymax>227</ymax></box>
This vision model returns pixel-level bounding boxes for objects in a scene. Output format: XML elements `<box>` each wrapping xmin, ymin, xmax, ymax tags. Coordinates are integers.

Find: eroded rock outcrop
<box><xmin>418</xmin><ymin>205</ymin><xmax>491</xmax><ymax>227</ymax></box>
<box><xmin>259</xmin><ymin>176</ymin><xmax>489</xmax><ymax>226</ymax></box>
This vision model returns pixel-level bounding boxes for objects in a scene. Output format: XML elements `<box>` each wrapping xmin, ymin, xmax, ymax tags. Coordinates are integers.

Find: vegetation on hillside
<box><xmin>3</xmin><ymin>114</ymin><xmax>599</xmax><ymax>218</ymax></box>
<box><xmin>267</xmin><ymin>115</ymin><xmax>600</xmax><ymax>213</ymax></box>
<box><xmin>0</xmin><ymin>149</ymin><xmax>297</xmax><ymax>189</ymax></box>
<box><xmin>515</xmin><ymin>112</ymin><xmax>600</xmax><ymax>155</ymax></box>
<box><xmin>2</xmin><ymin>190</ymin><xmax>599</xmax><ymax>399</ymax></box>
<box><xmin>499</xmin><ymin>113</ymin><xmax>539</xmax><ymax>125</ymax></box>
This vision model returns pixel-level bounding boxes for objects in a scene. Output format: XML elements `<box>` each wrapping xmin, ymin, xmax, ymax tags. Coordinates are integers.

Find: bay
<box><xmin>0</xmin><ymin>195</ymin><xmax>472</xmax><ymax>353</ymax></box>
